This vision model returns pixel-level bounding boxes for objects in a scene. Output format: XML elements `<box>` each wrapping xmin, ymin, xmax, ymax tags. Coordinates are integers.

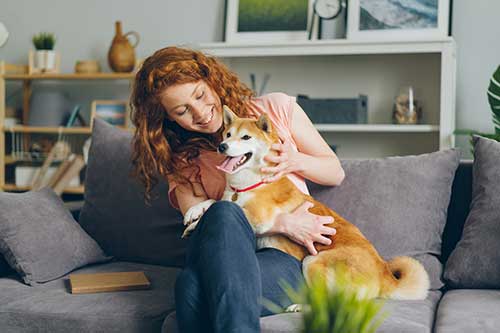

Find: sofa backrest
<box><xmin>77</xmin><ymin>119</ymin><xmax>471</xmax><ymax>272</ymax></box>
<box><xmin>441</xmin><ymin>161</ymin><xmax>473</xmax><ymax>264</ymax></box>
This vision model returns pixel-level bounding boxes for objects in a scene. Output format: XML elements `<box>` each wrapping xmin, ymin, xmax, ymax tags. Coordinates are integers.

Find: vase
<box><xmin>107</xmin><ymin>21</ymin><xmax>140</xmax><ymax>73</ymax></box>
<box><xmin>28</xmin><ymin>89</ymin><xmax>72</xmax><ymax>126</ymax></box>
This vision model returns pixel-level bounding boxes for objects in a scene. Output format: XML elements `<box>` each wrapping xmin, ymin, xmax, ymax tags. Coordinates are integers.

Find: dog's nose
<box><xmin>218</xmin><ymin>143</ymin><xmax>228</xmax><ymax>153</ymax></box>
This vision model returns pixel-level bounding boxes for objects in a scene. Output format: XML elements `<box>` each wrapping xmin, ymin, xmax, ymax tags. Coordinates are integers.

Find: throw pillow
<box><xmin>444</xmin><ymin>136</ymin><xmax>500</xmax><ymax>288</ymax></box>
<box><xmin>0</xmin><ymin>188</ymin><xmax>112</xmax><ymax>286</ymax></box>
<box><xmin>307</xmin><ymin>149</ymin><xmax>460</xmax><ymax>290</ymax></box>
<box><xmin>78</xmin><ymin>119</ymin><xmax>187</xmax><ymax>267</ymax></box>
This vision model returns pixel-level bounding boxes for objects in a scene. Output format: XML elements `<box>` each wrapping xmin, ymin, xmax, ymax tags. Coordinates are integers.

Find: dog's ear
<box><xmin>256</xmin><ymin>113</ymin><xmax>271</xmax><ymax>134</ymax></box>
<box><xmin>223</xmin><ymin>105</ymin><xmax>236</xmax><ymax>126</ymax></box>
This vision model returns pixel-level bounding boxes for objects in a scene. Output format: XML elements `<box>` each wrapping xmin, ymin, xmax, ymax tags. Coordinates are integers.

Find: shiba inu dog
<box><xmin>182</xmin><ymin>106</ymin><xmax>429</xmax><ymax>302</ymax></box>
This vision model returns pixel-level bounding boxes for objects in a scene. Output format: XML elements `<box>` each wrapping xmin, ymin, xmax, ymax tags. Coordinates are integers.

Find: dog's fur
<box><xmin>184</xmin><ymin>106</ymin><xmax>429</xmax><ymax>301</ymax></box>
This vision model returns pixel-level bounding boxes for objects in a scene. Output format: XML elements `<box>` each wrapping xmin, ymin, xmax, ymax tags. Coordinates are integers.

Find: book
<box><xmin>30</xmin><ymin>141</ymin><xmax>71</xmax><ymax>190</ymax></box>
<box><xmin>69</xmin><ymin>271</ymin><xmax>151</xmax><ymax>294</ymax></box>
<box><xmin>65</xmin><ymin>105</ymin><xmax>81</xmax><ymax>127</ymax></box>
<box><xmin>46</xmin><ymin>154</ymin><xmax>76</xmax><ymax>188</ymax></box>
<box><xmin>52</xmin><ymin>154</ymin><xmax>85</xmax><ymax>195</ymax></box>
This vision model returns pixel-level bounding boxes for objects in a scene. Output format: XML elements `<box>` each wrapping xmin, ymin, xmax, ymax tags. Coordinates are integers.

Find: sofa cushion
<box><xmin>444</xmin><ymin>136</ymin><xmax>500</xmax><ymax>288</ymax></box>
<box><xmin>434</xmin><ymin>289</ymin><xmax>500</xmax><ymax>333</ymax></box>
<box><xmin>78</xmin><ymin>119</ymin><xmax>187</xmax><ymax>267</ymax></box>
<box><xmin>307</xmin><ymin>149</ymin><xmax>460</xmax><ymax>290</ymax></box>
<box><xmin>162</xmin><ymin>291</ymin><xmax>441</xmax><ymax>333</ymax></box>
<box><xmin>0</xmin><ymin>188</ymin><xmax>112</xmax><ymax>286</ymax></box>
<box><xmin>0</xmin><ymin>261</ymin><xmax>179</xmax><ymax>333</ymax></box>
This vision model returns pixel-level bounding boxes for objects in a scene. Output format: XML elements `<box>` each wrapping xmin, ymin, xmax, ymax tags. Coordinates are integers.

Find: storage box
<box><xmin>297</xmin><ymin>95</ymin><xmax>368</xmax><ymax>124</ymax></box>
<box><xmin>15</xmin><ymin>165</ymin><xmax>80</xmax><ymax>187</ymax></box>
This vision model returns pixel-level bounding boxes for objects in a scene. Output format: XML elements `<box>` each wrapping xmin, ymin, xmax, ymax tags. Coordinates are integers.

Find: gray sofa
<box><xmin>0</xmin><ymin>120</ymin><xmax>498</xmax><ymax>333</ymax></box>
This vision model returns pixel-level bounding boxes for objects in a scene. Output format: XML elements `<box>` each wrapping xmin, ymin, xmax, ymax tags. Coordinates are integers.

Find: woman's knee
<box><xmin>203</xmin><ymin>201</ymin><xmax>243</xmax><ymax>221</ymax></box>
<box><xmin>199</xmin><ymin>201</ymin><xmax>253</xmax><ymax>236</ymax></box>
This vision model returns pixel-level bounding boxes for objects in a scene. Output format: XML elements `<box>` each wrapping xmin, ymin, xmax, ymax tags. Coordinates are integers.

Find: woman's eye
<box><xmin>226</xmin><ymin>132</ymin><xmax>231</xmax><ymax>138</ymax></box>
<box><xmin>242</xmin><ymin>135</ymin><xmax>251</xmax><ymax>140</ymax></box>
<box><xmin>196</xmin><ymin>91</ymin><xmax>204</xmax><ymax>99</ymax></box>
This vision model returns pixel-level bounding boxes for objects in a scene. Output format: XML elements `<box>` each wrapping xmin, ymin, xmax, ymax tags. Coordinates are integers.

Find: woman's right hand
<box><xmin>275</xmin><ymin>201</ymin><xmax>336</xmax><ymax>256</ymax></box>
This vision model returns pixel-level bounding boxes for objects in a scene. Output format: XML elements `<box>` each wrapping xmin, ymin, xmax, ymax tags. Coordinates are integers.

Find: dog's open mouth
<box><xmin>216</xmin><ymin>152</ymin><xmax>253</xmax><ymax>174</ymax></box>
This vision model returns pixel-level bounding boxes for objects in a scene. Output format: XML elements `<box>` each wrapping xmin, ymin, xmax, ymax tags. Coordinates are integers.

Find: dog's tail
<box><xmin>382</xmin><ymin>256</ymin><xmax>430</xmax><ymax>300</ymax></box>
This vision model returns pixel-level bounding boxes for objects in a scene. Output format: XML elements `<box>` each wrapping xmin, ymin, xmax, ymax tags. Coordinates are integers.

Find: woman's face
<box><xmin>160</xmin><ymin>80</ymin><xmax>223</xmax><ymax>134</ymax></box>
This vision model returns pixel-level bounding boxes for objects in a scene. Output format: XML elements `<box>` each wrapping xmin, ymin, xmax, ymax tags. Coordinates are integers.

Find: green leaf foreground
<box><xmin>263</xmin><ymin>267</ymin><xmax>388</xmax><ymax>333</ymax></box>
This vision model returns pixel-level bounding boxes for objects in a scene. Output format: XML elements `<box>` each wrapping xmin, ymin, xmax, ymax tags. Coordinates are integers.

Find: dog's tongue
<box><xmin>216</xmin><ymin>155</ymin><xmax>244</xmax><ymax>174</ymax></box>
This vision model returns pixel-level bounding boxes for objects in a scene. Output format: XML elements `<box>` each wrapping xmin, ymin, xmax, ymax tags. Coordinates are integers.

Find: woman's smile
<box><xmin>196</xmin><ymin>106</ymin><xmax>215</xmax><ymax>127</ymax></box>
<box><xmin>161</xmin><ymin>81</ymin><xmax>223</xmax><ymax>134</ymax></box>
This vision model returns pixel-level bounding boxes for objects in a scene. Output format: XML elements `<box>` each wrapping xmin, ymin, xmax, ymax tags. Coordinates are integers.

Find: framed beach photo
<box><xmin>224</xmin><ymin>0</ymin><xmax>315</xmax><ymax>43</ymax></box>
<box><xmin>90</xmin><ymin>100</ymin><xmax>129</xmax><ymax>128</ymax></box>
<box><xmin>347</xmin><ymin>0</ymin><xmax>450</xmax><ymax>40</ymax></box>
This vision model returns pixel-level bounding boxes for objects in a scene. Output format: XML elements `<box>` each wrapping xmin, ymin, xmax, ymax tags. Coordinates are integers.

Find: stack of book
<box><xmin>29</xmin><ymin>141</ymin><xmax>85</xmax><ymax>195</ymax></box>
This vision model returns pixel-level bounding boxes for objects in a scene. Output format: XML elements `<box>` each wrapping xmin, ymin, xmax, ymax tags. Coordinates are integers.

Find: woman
<box><xmin>130</xmin><ymin>46</ymin><xmax>345</xmax><ymax>333</ymax></box>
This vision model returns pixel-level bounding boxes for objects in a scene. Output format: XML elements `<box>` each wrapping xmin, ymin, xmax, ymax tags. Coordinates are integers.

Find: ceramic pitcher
<box><xmin>107</xmin><ymin>21</ymin><xmax>140</xmax><ymax>72</ymax></box>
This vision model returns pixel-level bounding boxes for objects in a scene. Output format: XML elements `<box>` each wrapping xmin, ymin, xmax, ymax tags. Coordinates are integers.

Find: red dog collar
<box><xmin>230</xmin><ymin>181</ymin><xmax>266</xmax><ymax>193</ymax></box>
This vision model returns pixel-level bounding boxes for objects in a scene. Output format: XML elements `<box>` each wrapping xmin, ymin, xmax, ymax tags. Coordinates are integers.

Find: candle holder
<box><xmin>392</xmin><ymin>86</ymin><xmax>422</xmax><ymax>125</ymax></box>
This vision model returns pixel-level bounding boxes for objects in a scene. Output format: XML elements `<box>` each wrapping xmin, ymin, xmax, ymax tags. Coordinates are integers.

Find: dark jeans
<box><xmin>175</xmin><ymin>201</ymin><xmax>304</xmax><ymax>333</ymax></box>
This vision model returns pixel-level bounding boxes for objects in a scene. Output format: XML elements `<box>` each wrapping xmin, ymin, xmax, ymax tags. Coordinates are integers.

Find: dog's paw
<box><xmin>183</xmin><ymin>199</ymin><xmax>216</xmax><ymax>226</ymax></box>
<box><xmin>285</xmin><ymin>304</ymin><xmax>302</xmax><ymax>313</ymax></box>
<box><xmin>181</xmin><ymin>221</ymin><xmax>199</xmax><ymax>239</ymax></box>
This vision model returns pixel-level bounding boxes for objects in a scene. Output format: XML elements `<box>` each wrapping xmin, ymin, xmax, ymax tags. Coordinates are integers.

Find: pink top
<box><xmin>167</xmin><ymin>92</ymin><xmax>310</xmax><ymax>211</ymax></box>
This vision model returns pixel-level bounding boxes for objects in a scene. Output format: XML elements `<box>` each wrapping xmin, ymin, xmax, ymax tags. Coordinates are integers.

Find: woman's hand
<box><xmin>261</xmin><ymin>140</ymin><xmax>304</xmax><ymax>183</ymax></box>
<box><xmin>275</xmin><ymin>201</ymin><xmax>336</xmax><ymax>255</ymax></box>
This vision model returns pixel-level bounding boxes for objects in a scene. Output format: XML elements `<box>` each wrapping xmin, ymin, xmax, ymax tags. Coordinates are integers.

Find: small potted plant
<box><xmin>32</xmin><ymin>32</ymin><xmax>56</xmax><ymax>72</ymax></box>
<box><xmin>264</xmin><ymin>266</ymin><xmax>388</xmax><ymax>333</ymax></box>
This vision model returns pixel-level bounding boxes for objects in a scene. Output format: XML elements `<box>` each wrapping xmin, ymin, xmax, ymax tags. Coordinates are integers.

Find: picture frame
<box><xmin>347</xmin><ymin>0</ymin><xmax>450</xmax><ymax>41</ymax></box>
<box><xmin>90</xmin><ymin>100</ymin><xmax>129</xmax><ymax>128</ymax></box>
<box><xmin>224</xmin><ymin>0</ymin><xmax>316</xmax><ymax>43</ymax></box>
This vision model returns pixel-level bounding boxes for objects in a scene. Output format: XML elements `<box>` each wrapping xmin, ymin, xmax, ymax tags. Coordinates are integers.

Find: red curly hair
<box><xmin>130</xmin><ymin>46</ymin><xmax>254</xmax><ymax>204</ymax></box>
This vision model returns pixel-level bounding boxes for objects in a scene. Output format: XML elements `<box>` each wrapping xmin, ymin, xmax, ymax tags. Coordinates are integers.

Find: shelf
<box><xmin>2</xmin><ymin>184</ymin><xmax>85</xmax><ymax>194</ymax></box>
<box><xmin>2</xmin><ymin>125</ymin><xmax>134</xmax><ymax>134</ymax></box>
<box><xmin>197</xmin><ymin>38</ymin><xmax>455</xmax><ymax>57</ymax></box>
<box><xmin>3</xmin><ymin>126</ymin><xmax>93</xmax><ymax>134</ymax></box>
<box><xmin>314</xmin><ymin>124</ymin><xmax>440</xmax><ymax>133</ymax></box>
<box><xmin>4</xmin><ymin>155</ymin><xmax>68</xmax><ymax>165</ymax></box>
<box><xmin>5</xmin><ymin>156</ymin><xmax>17</xmax><ymax>165</ymax></box>
<box><xmin>1</xmin><ymin>73</ymin><xmax>135</xmax><ymax>80</ymax></box>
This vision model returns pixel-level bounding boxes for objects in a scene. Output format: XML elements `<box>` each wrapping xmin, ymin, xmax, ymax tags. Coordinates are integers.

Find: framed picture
<box><xmin>347</xmin><ymin>0</ymin><xmax>450</xmax><ymax>40</ymax></box>
<box><xmin>224</xmin><ymin>0</ymin><xmax>315</xmax><ymax>43</ymax></box>
<box><xmin>90</xmin><ymin>100</ymin><xmax>129</xmax><ymax>128</ymax></box>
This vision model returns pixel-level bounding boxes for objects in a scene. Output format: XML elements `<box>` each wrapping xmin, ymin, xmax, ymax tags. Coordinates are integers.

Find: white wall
<box><xmin>0</xmin><ymin>0</ymin><xmax>226</xmax><ymax>70</ymax></box>
<box><xmin>452</xmin><ymin>0</ymin><xmax>500</xmax><ymax>155</ymax></box>
<box><xmin>1</xmin><ymin>0</ymin><xmax>499</xmax><ymax>156</ymax></box>
<box><xmin>0</xmin><ymin>0</ymin><xmax>226</xmax><ymax>122</ymax></box>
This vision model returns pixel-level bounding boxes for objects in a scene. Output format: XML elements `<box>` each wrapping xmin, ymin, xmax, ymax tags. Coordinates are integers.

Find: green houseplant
<box><xmin>32</xmin><ymin>32</ymin><xmax>57</xmax><ymax>72</ymax></box>
<box><xmin>264</xmin><ymin>267</ymin><xmax>388</xmax><ymax>333</ymax></box>
<box><xmin>455</xmin><ymin>66</ymin><xmax>500</xmax><ymax>148</ymax></box>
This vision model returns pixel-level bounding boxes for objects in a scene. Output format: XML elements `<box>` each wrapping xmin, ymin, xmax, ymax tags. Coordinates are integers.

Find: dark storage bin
<box><xmin>297</xmin><ymin>95</ymin><xmax>368</xmax><ymax>124</ymax></box>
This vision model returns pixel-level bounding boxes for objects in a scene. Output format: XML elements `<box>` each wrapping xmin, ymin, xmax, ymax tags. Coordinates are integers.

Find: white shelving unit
<box><xmin>197</xmin><ymin>38</ymin><xmax>456</xmax><ymax>158</ymax></box>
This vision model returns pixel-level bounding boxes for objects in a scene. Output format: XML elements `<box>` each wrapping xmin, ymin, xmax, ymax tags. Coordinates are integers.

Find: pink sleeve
<box><xmin>257</xmin><ymin>92</ymin><xmax>310</xmax><ymax>195</ymax></box>
<box><xmin>261</xmin><ymin>92</ymin><xmax>296</xmax><ymax>133</ymax></box>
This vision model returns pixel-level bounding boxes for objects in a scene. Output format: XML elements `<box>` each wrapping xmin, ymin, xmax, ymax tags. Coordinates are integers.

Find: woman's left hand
<box><xmin>261</xmin><ymin>140</ymin><xmax>304</xmax><ymax>183</ymax></box>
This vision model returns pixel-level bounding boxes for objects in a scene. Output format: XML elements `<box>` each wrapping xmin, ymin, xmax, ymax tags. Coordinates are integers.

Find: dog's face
<box><xmin>216</xmin><ymin>106</ymin><xmax>279</xmax><ymax>175</ymax></box>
